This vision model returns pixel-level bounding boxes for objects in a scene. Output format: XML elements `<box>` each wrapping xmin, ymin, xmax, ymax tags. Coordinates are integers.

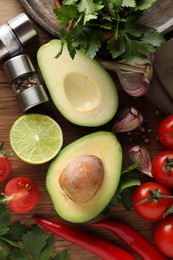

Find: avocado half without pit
<box><xmin>37</xmin><ymin>39</ymin><xmax>118</xmax><ymax>127</ymax></box>
<box><xmin>46</xmin><ymin>131</ymin><xmax>122</xmax><ymax>223</ymax></box>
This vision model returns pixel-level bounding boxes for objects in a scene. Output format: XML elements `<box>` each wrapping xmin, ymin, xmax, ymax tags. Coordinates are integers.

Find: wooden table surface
<box><xmin>0</xmin><ymin>1</ymin><xmax>171</xmax><ymax>259</ymax></box>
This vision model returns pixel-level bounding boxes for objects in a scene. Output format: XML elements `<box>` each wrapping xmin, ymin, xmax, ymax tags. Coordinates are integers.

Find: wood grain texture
<box><xmin>0</xmin><ymin>1</ymin><xmax>170</xmax><ymax>259</ymax></box>
<box><xmin>19</xmin><ymin>0</ymin><xmax>173</xmax><ymax>37</ymax></box>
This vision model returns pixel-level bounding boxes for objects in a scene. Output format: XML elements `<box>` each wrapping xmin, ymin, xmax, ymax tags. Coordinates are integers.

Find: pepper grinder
<box><xmin>3</xmin><ymin>54</ymin><xmax>49</xmax><ymax>112</ymax></box>
<box><xmin>0</xmin><ymin>13</ymin><xmax>38</xmax><ymax>65</ymax></box>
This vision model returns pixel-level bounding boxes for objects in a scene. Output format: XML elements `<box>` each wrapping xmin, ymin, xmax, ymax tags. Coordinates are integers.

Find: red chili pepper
<box><xmin>92</xmin><ymin>220</ymin><xmax>168</xmax><ymax>260</ymax></box>
<box><xmin>33</xmin><ymin>216</ymin><xmax>135</xmax><ymax>260</ymax></box>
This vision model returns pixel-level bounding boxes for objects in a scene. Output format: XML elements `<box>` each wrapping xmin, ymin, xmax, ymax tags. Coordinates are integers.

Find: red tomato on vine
<box><xmin>154</xmin><ymin>215</ymin><xmax>173</xmax><ymax>258</ymax></box>
<box><xmin>132</xmin><ymin>182</ymin><xmax>173</xmax><ymax>221</ymax></box>
<box><xmin>152</xmin><ymin>150</ymin><xmax>173</xmax><ymax>189</ymax></box>
<box><xmin>158</xmin><ymin>115</ymin><xmax>173</xmax><ymax>149</ymax></box>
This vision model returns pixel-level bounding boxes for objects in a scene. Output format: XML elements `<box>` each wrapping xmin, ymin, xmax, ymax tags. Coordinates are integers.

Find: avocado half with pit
<box><xmin>46</xmin><ymin>131</ymin><xmax>122</xmax><ymax>223</ymax></box>
<box><xmin>37</xmin><ymin>39</ymin><xmax>118</xmax><ymax>127</ymax></box>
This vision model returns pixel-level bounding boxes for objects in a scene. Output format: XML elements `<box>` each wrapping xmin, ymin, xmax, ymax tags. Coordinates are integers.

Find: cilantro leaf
<box><xmin>0</xmin><ymin>236</ymin><xmax>21</xmax><ymax>248</ymax></box>
<box><xmin>0</xmin><ymin>203</ymin><xmax>10</xmax><ymax>236</ymax></box>
<box><xmin>135</xmin><ymin>0</ymin><xmax>157</xmax><ymax>11</ymax></box>
<box><xmin>40</xmin><ymin>235</ymin><xmax>55</xmax><ymax>260</ymax></box>
<box><xmin>122</xmin><ymin>38</ymin><xmax>150</xmax><ymax>64</ymax></box>
<box><xmin>66</xmin><ymin>25</ymin><xmax>103</xmax><ymax>59</ymax></box>
<box><xmin>107</xmin><ymin>35</ymin><xmax>126</xmax><ymax>59</ymax></box>
<box><xmin>63</xmin><ymin>0</ymin><xmax>78</xmax><ymax>5</ymax></box>
<box><xmin>104</xmin><ymin>0</ymin><xmax>124</xmax><ymax>12</ymax></box>
<box><xmin>83</xmin><ymin>13</ymin><xmax>97</xmax><ymax>24</ymax></box>
<box><xmin>8</xmin><ymin>248</ymin><xmax>30</xmax><ymax>260</ymax></box>
<box><xmin>54</xmin><ymin>5</ymin><xmax>78</xmax><ymax>25</ymax></box>
<box><xmin>121</xmin><ymin>187</ymin><xmax>135</xmax><ymax>210</ymax></box>
<box><xmin>5</xmin><ymin>221</ymin><xmax>28</xmax><ymax>242</ymax></box>
<box><xmin>22</xmin><ymin>224</ymin><xmax>48</xmax><ymax>260</ymax></box>
<box><xmin>0</xmin><ymin>205</ymin><xmax>65</xmax><ymax>259</ymax></box>
<box><xmin>124</xmin><ymin>15</ymin><xmax>144</xmax><ymax>37</ymax></box>
<box><xmin>142</xmin><ymin>27</ymin><xmax>166</xmax><ymax>47</ymax></box>
<box><xmin>55</xmin><ymin>250</ymin><xmax>69</xmax><ymax>260</ymax></box>
<box><xmin>0</xmin><ymin>247</ymin><xmax>8</xmax><ymax>259</ymax></box>
<box><xmin>102</xmin><ymin>164</ymin><xmax>141</xmax><ymax>213</ymax></box>
<box><xmin>122</xmin><ymin>0</ymin><xmax>136</xmax><ymax>8</ymax></box>
<box><xmin>55</xmin><ymin>0</ymin><xmax>165</xmax><ymax>63</ymax></box>
<box><xmin>77</xmin><ymin>0</ymin><xmax>103</xmax><ymax>15</ymax></box>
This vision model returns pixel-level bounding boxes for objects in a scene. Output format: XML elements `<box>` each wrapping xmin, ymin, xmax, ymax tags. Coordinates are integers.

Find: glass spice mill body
<box><xmin>3</xmin><ymin>54</ymin><xmax>49</xmax><ymax>112</ymax></box>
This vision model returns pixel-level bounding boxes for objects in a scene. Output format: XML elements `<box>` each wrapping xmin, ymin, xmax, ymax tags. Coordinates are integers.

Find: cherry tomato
<box><xmin>0</xmin><ymin>156</ymin><xmax>11</xmax><ymax>182</ymax></box>
<box><xmin>154</xmin><ymin>215</ymin><xmax>173</xmax><ymax>257</ymax></box>
<box><xmin>0</xmin><ymin>143</ymin><xmax>12</xmax><ymax>182</ymax></box>
<box><xmin>5</xmin><ymin>176</ymin><xmax>39</xmax><ymax>213</ymax></box>
<box><xmin>132</xmin><ymin>182</ymin><xmax>173</xmax><ymax>221</ymax></box>
<box><xmin>158</xmin><ymin>115</ymin><xmax>173</xmax><ymax>149</ymax></box>
<box><xmin>152</xmin><ymin>150</ymin><xmax>173</xmax><ymax>189</ymax></box>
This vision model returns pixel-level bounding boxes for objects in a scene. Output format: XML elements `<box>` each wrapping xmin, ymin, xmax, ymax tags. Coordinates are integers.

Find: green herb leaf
<box><xmin>0</xmin><ymin>203</ymin><xmax>10</xmax><ymax>236</ymax></box>
<box><xmin>54</xmin><ymin>5</ymin><xmax>78</xmax><ymax>25</ymax></box>
<box><xmin>77</xmin><ymin>0</ymin><xmax>103</xmax><ymax>15</ymax></box>
<box><xmin>0</xmin><ymin>236</ymin><xmax>21</xmax><ymax>248</ymax></box>
<box><xmin>40</xmin><ymin>235</ymin><xmax>55</xmax><ymax>260</ymax></box>
<box><xmin>118</xmin><ymin>175</ymin><xmax>141</xmax><ymax>193</ymax></box>
<box><xmin>0</xmin><ymin>247</ymin><xmax>8</xmax><ymax>259</ymax></box>
<box><xmin>67</xmin><ymin>25</ymin><xmax>103</xmax><ymax>58</ymax></box>
<box><xmin>124</xmin><ymin>15</ymin><xmax>144</xmax><ymax>37</ymax></box>
<box><xmin>122</xmin><ymin>0</ymin><xmax>136</xmax><ymax>8</ymax></box>
<box><xmin>122</xmin><ymin>161</ymin><xmax>140</xmax><ymax>174</ymax></box>
<box><xmin>121</xmin><ymin>187</ymin><xmax>135</xmax><ymax>210</ymax></box>
<box><xmin>55</xmin><ymin>0</ymin><xmax>165</xmax><ymax>63</ymax></box>
<box><xmin>0</xmin><ymin>205</ymin><xmax>65</xmax><ymax>259</ymax></box>
<box><xmin>142</xmin><ymin>27</ymin><xmax>166</xmax><ymax>47</ymax></box>
<box><xmin>122</xmin><ymin>38</ymin><xmax>149</xmax><ymax>64</ymax></box>
<box><xmin>22</xmin><ymin>224</ymin><xmax>49</xmax><ymax>260</ymax></box>
<box><xmin>102</xmin><ymin>167</ymin><xmax>141</xmax><ymax>214</ymax></box>
<box><xmin>135</xmin><ymin>0</ymin><xmax>157</xmax><ymax>11</ymax></box>
<box><xmin>107</xmin><ymin>35</ymin><xmax>126</xmax><ymax>59</ymax></box>
<box><xmin>8</xmin><ymin>248</ymin><xmax>30</xmax><ymax>260</ymax></box>
<box><xmin>5</xmin><ymin>221</ymin><xmax>28</xmax><ymax>242</ymax></box>
<box><xmin>55</xmin><ymin>250</ymin><xmax>69</xmax><ymax>260</ymax></box>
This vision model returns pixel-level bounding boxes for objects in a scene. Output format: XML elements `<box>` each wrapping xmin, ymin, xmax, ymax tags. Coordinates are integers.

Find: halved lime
<box><xmin>10</xmin><ymin>114</ymin><xmax>63</xmax><ymax>165</ymax></box>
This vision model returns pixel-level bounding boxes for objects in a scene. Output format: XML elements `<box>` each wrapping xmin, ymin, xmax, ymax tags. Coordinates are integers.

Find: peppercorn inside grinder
<box><xmin>3</xmin><ymin>54</ymin><xmax>49</xmax><ymax>112</ymax></box>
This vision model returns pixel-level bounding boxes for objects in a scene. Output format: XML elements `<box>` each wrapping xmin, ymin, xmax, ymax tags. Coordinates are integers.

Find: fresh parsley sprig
<box><xmin>0</xmin><ymin>204</ymin><xmax>68</xmax><ymax>260</ymax></box>
<box><xmin>54</xmin><ymin>0</ymin><xmax>165</xmax><ymax>64</ymax></box>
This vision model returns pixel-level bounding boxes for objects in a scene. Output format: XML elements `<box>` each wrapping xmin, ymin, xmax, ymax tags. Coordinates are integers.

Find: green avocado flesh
<box><xmin>46</xmin><ymin>131</ymin><xmax>122</xmax><ymax>223</ymax></box>
<box><xmin>37</xmin><ymin>39</ymin><xmax>118</xmax><ymax>127</ymax></box>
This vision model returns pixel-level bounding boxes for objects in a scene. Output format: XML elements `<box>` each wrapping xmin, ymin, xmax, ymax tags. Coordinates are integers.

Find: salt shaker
<box><xmin>0</xmin><ymin>13</ymin><xmax>37</xmax><ymax>64</ymax></box>
<box><xmin>3</xmin><ymin>54</ymin><xmax>49</xmax><ymax>112</ymax></box>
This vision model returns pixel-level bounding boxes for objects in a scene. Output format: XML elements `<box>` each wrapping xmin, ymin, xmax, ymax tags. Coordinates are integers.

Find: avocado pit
<box><xmin>59</xmin><ymin>155</ymin><xmax>104</xmax><ymax>203</ymax></box>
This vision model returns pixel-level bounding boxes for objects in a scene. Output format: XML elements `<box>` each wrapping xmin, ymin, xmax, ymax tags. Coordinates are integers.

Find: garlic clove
<box><xmin>99</xmin><ymin>54</ymin><xmax>154</xmax><ymax>97</ymax></box>
<box><xmin>117</xmin><ymin>58</ymin><xmax>153</xmax><ymax>97</ymax></box>
<box><xmin>128</xmin><ymin>145</ymin><xmax>153</xmax><ymax>177</ymax></box>
<box><xmin>112</xmin><ymin>106</ymin><xmax>143</xmax><ymax>133</ymax></box>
